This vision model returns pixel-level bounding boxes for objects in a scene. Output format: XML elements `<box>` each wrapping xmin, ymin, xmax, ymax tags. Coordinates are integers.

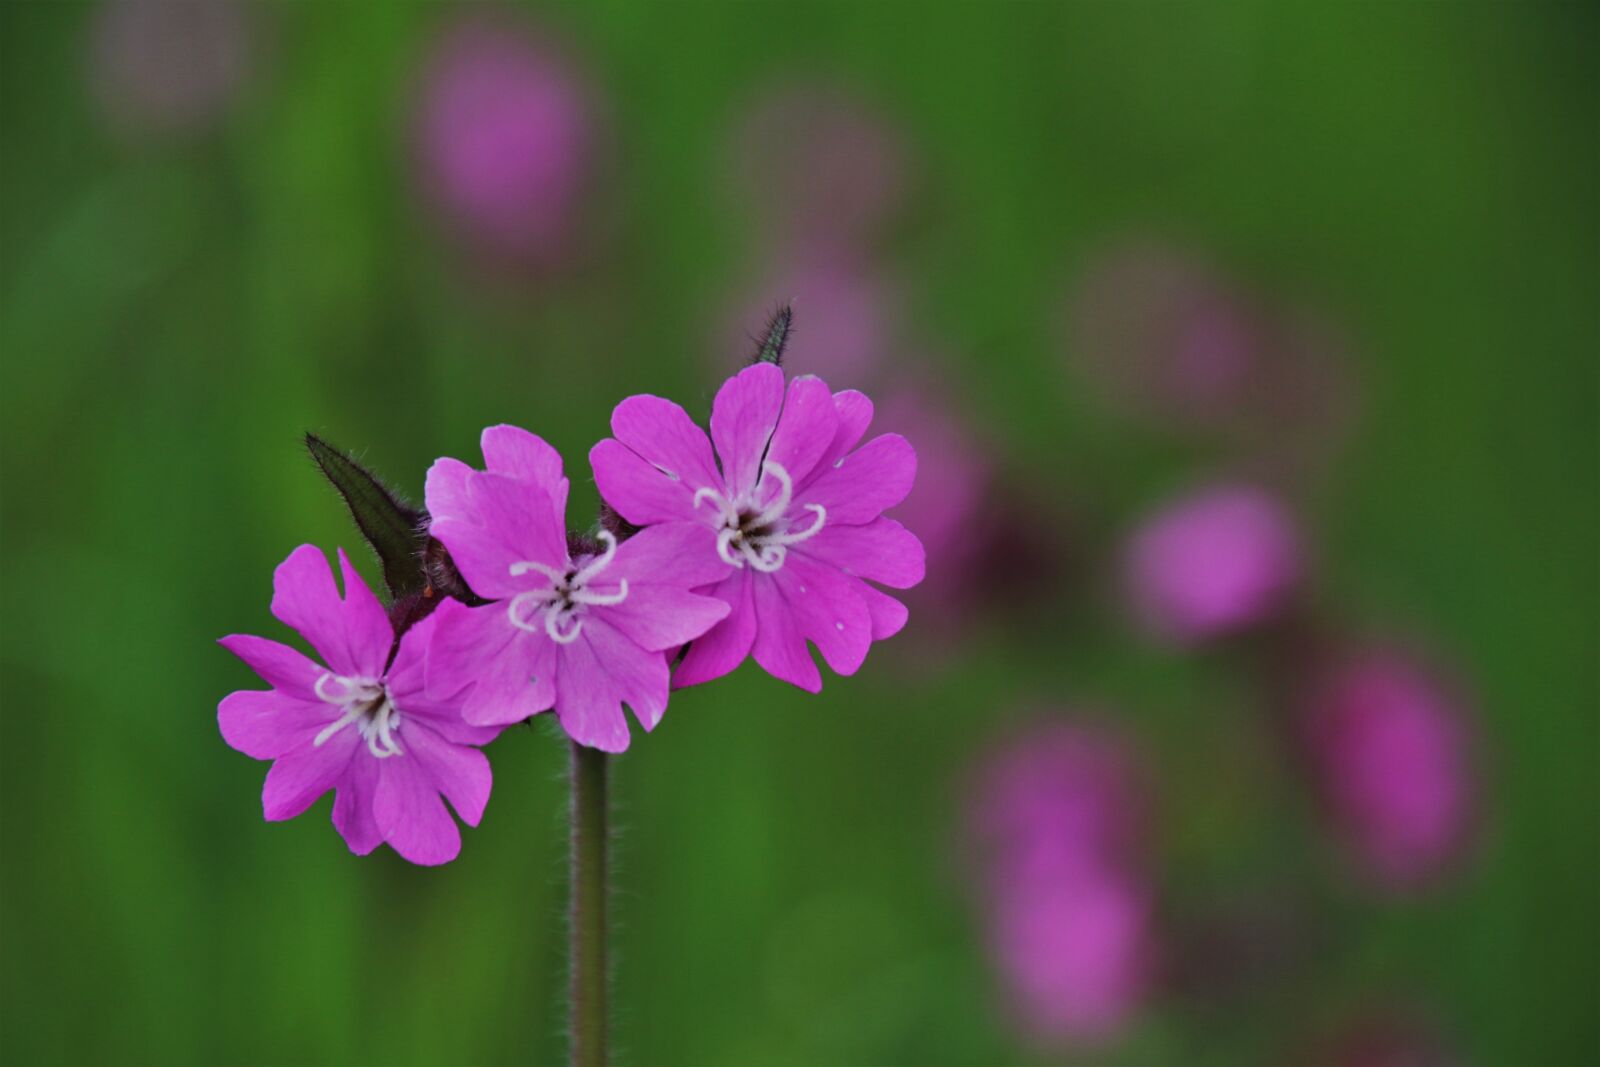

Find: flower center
<box><xmin>505</xmin><ymin>529</ymin><xmax>629</xmax><ymax>645</ymax></box>
<box><xmin>693</xmin><ymin>460</ymin><xmax>826</xmax><ymax>573</ymax></box>
<box><xmin>312</xmin><ymin>673</ymin><xmax>403</xmax><ymax>759</ymax></box>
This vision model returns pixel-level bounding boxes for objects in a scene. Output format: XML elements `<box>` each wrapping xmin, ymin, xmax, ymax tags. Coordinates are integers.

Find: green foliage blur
<box><xmin>2</xmin><ymin>2</ymin><xmax>1595</xmax><ymax>1065</ymax></box>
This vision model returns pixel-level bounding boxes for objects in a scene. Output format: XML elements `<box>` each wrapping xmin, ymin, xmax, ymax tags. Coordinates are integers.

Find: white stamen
<box><xmin>696</xmin><ymin>460</ymin><xmax>826</xmax><ymax>574</ymax></box>
<box><xmin>506</xmin><ymin>533</ymin><xmax>627</xmax><ymax>645</ymax></box>
<box><xmin>546</xmin><ymin>610</ymin><xmax>583</xmax><ymax>644</ymax></box>
<box><xmin>570</xmin><ymin>579</ymin><xmax>628</xmax><ymax>607</ymax></box>
<box><xmin>764</xmin><ymin>503</ymin><xmax>826</xmax><ymax>547</ymax></box>
<box><xmin>569</xmin><ymin>530</ymin><xmax>619</xmax><ymax>587</ymax></box>
<box><xmin>311</xmin><ymin>672</ymin><xmax>403</xmax><ymax>758</ymax></box>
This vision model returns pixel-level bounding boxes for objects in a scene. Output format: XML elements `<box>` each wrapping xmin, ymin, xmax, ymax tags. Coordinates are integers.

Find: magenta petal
<box><xmin>552</xmin><ymin>636</ymin><xmax>632</xmax><ymax>752</ymax></box>
<box><xmin>218</xmin><ymin>634</ymin><xmax>324</xmax><ymax>700</ymax></box>
<box><xmin>219</xmin><ymin>689</ymin><xmax>332</xmax><ymax>760</ymax></box>
<box><xmin>763</xmin><ymin>374</ymin><xmax>840</xmax><ymax>487</ymax></box>
<box><xmin>710</xmin><ymin>362</ymin><xmax>785</xmax><ymax>497</ymax></box>
<box><xmin>404</xmin><ymin>721</ymin><xmax>493</xmax><ymax>827</ymax></box>
<box><xmin>481</xmin><ymin>424</ymin><xmax>569</xmax><ymax>516</ymax></box>
<box><xmin>796</xmin><ymin>433</ymin><xmax>917</xmax><ymax>525</ymax></box>
<box><xmin>431</xmin><ymin>474</ymin><xmax>566</xmax><ymax>600</ymax></box>
<box><xmin>796</xmin><ymin>518</ymin><xmax>926</xmax><ymax>589</ymax></box>
<box><xmin>855</xmin><ymin>581</ymin><xmax>910</xmax><ymax>640</ymax></box>
<box><xmin>589</xmin><ymin>438</ymin><xmax>699</xmax><ymax>525</ymax></box>
<box><xmin>332</xmin><ymin>751</ymin><xmax>382</xmax><ymax>855</ymax></box>
<box><xmin>674</xmin><ymin>569</ymin><xmax>757</xmax><ymax>688</ymax></box>
<box><xmin>584</xmin><ymin>619</ymin><xmax>672</xmax><ymax>732</ymax></box>
<box><xmin>427</xmin><ymin>600</ymin><xmax>555</xmax><ymax>726</ymax></box>
<box><xmin>270</xmin><ymin>545</ymin><xmax>362</xmax><ymax>676</ymax></box>
<box><xmin>775</xmin><ymin>554</ymin><xmax>872</xmax><ymax>676</ymax></box>
<box><xmin>610</xmin><ymin>394</ymin><xmax>722</xmax><ymax>489</ymax></box>
<box><xmin>375</xmin><ymin>755</ymin><xmax>461</xmax><ymax>866</ymax></box>
<box><xmin>387</xmin><ymin>614</ymin><xmax>504</xmax><ymax>746</ymax></box>
<box><xmin>336</xmin><ymin>548</ymin><xmax>395</xmax><ymax>678</ymax></box>
<box><xmin>807</xmin><ymin>387</ymin><xmax>875</xmax><ymax>484</ymax></box>
<box><xmin>262</xmin><ymin>729</ymin><xmax>359</xmax><ymax>822</ymax></box>
<box><xmin>425</xmin><ymin>456</ymin><xmax>478</xmax><ymax>523</ymax></box>
<box><xmin>608</xmin><ymin>521</ymin><xmax>732</xmax><ymax>589</ymax></box>
<box><xmin>750</xmin><ymin>573</ymin><xmax>823</xmax><ymax>692</ymax></box>
<box><xmin>597</xmin><ymin>584</ymin><xmax>730</xmax><ymax>652</ymax></box>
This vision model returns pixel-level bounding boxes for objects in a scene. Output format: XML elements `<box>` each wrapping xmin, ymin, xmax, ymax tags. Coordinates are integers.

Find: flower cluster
<box><xmin>219</xmin><ymin>357</ymin><xmax>923</xmax><ymax>864</ymax></box>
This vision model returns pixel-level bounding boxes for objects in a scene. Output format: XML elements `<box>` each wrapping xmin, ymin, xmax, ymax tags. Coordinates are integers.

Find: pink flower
<box><xmin>590</xmin><ymin>363</ymin><xmax>924</xmax><ymax>692</ymax></box>
<box><xmin>422</xmin><ymin>425</ymin><xmax>731</xmax><ymax>752</ymax></box>
<box><xmin>218</xmin><ymin>546</ymin><xmax>499</xmax><ymax>866</ymax></box>
<box><xmin>965</xmin><ymin>722</ymin><xmax>1156</xmax><ymax>1047</ymax></box>
<box><xmin>413</xmin><ymin>15</ymin><xmax>596</xmax><ymax>264</ymax></box>
<box><xmin>991</xmin><ymin>874</ymin><xmax>1155</xmax><ymax>1046</ymax></box>
<box><xmin>1123</xmin><ymin>483</ymin><xmax>1303</xmax><ymax>645</ymax></box>
<box><xmin>1301</xmin><ymin>647</ymin><xmax>1478</xmax><ymax>892</ymax></box>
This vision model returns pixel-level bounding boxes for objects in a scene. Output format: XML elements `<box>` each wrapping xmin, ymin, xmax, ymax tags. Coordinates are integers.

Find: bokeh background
<box><xmin>2</xmin><ymin>2</ymin><xmax>1596</xmax><ymax>1065</ymax></box>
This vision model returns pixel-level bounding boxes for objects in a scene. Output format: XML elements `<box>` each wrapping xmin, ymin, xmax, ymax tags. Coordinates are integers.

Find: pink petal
<box><xmin>375</xmin><ymin>755</ymin><xmax>461</xmax><ymax>866</ymax></box>
<box><xmin>674</xmin><ymin>569</ymin><xmax>758</xmax><ymax>689</ymax></box>
<box><xmin>218</xmin><ymin>634</ymin><xmax>323</xmax><ymax>700</ymax></box>
<box><xmin>430</xmin><ymin>472</ymin><xmax>567</xmax><ymax>599</ymax></box>
<box><xmin>266</xmin><ymin>546</ymin><xmax>392</xmax><ymax>679</ymax></box>
<box><xmin>583</xmin><ymin>619</ymin><xmax>672</xmax><ymax>732</ymax></box>
<box><xmin>426</xmin><ymin>599</ymin><xmax>556</xmax><ymax>727</ymax></box>
<box><xmin>773</xmin><ymin>554</ymin><xmax>873</xmax><ymax>677</ymax></box>
<box><xmin>424</xmin><ymin>456</ymin><xmax>478</xmax><ymax>523</ymax></box>
<box><xmin>589</xmin><ymin>438</ymin><xmax>699</xmax><ymax>525</ymax></box>
<box><xmin>607</xmin><ymin>521</ymin><xmax>733</xmax><ymax>589</ymax></box>
<box><xmin>332</xmin><ymin>751</ymin><xmax>382</xmax><ymax>855</ymax></box>
<box><xmin>552</xmin><ymin>636</ymin><xmax>632</xmax><ymax>753</ymax></box>
<box><xmin>481</xmin><ymin>424</ymin><xmax>569</xmax><ymax>516</ymax></box>
<box><xmin>805</xmin><ymin>388</ymin><xmax>874</xmax><ymax>487</ymax></box>
<box><xmin>795</xmin><ymin>433</ymin><xmax>916</xmax><ymax>525</ymax></box>
<box><xmin>710</xmin><ymin>362</ymin><xmax>785</xmax><ymax>497</ymax></box>
<box><xmin>796</xmin><ymin>518</ymin><xmax>926</xmax><ymax>589</ymax></box>
<box><xmin>386</xmin><ymin>613</ymin><xmax>504</xmax><ymax>746</ymax></box>
<box><xmin>218</xmin><ymin>689</ymin><xmax>332</xmax><ymax>760</ymax></box>
<box><xmin>763</xmin><ymin>374</ymin><xmax>840</xmax><ymax>487</ymax></box>
<box><xmin>597</xmin><ymin>584</ymin><xmax>730</xmax><ymax>652</ymax></box>
<box><xmin>751</xmin><ymin>572</ymin><xmax>823</xmax><ymax>692</ymax></box>
<box><xmin>261</xmin><ymin>729</ymin><xmax>359</xmax><ymax>822</ymax></box>
<box><xmin>855</xmin><ymin>581</ymin><xmax>909</xmax><ymax>640</ymax></box>
<box><xmin>610</xmin><ymin>394</ymin><xmax>722</xmax><ymax>489</ymax></box>
<box><xmin>404</xmin><ymin>720</ymin><xmax>493</xmax><ymax>827</ymax></box>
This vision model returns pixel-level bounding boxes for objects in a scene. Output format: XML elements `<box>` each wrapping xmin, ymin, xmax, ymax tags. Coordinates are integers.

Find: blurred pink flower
<box><xmin>991</xmin><ymin>873</ymin><xmax>1154</xmax><ymax>1046</ymax></box>
<box><xmin>727</xmin><ymin>84</ymin><xmax>910</xmax><ymax>256</ymax></box>
<box><xmin>1066</xmin><ymin>240</ymin><xmax>1356</xmax><ymax>469</ymax></box>
<box><xmin>721</xmin><ymin>255</ymin><xmax>896</xmax><ymax>387</ymax></box>
<box><xmin>91</xmin><ymin>0</ymin><xmax>254</xmax><ymax>137</ymax></box>
<box><xmin>878</xmin><ymin>384</ymin><xmax>991</xmax><ymax>610</ymax></box>
<box><xmin>966</xmin><ymin>721</ymin><xmax>1155</xmax><ymax>1047</ymax></box>
<box><xmin>1123</xmin><ymin>482</ymin><xmax>1303</xmax><ymax>645</ymax></box>
<box><xmin>414</xmin><ymin>15</ymin><xmax>596</xmax><ymax>264</ymax></box>
<box><xmin>1301</xmin><ymin>647</ymin><xmax>1479</xmax><ymax>892</ymax></box>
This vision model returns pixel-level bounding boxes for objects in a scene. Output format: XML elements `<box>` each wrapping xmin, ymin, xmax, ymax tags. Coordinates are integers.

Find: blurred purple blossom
<box><xmin>726</xmin><ymin>84</ymin><xmax>910</xmax><ymax>258</ymax></box>
<box><xmin>1065</xmin><ymin>240</ymin><xmax>1356</xmax><ymax>470</ymax></box>
<box><xmin>413</xmin><ymin>14</ymin><xmax>596</xmax><ymax>265</ymax></box>
<box><xmin>90</xmin><ymin>0</ymin><xmax>254</xmax><ymax>137</ymax></box>
<box><xmin>1301</xmin><ymin>647</ymin><xmax>1479</xmax><ymax>892</ymax></box>
<box><xmin>966</xmin><ymin>722</ymin><xmax>1155</xmax><ymax>1046</ymax></box>
<box><xmin>1123</xmin><ymin>482</ymin><xmax>1303</xmax><ymax>646</ymax></box>
<box><xmin>720</xmin><ymin>255</ymin><xmax>896</xmax><ymax>386</ymax></box>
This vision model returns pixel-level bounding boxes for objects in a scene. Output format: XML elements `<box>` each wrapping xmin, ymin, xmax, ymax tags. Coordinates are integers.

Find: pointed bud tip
<box><xmin>751</xmin><ymin>303</ymin><xmax>793</xmax><ymax>366</ymax></box>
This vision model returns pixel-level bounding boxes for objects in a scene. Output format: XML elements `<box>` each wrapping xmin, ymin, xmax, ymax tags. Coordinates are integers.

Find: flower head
<box><xmin>964</xmin><ymin>721</ymin><xmax>1156</xmax><ymax>1047</ymax></box>
<box><xmin>219</xmin><ymin>546</ymin><xmax>499</xmax><ymax>866</ymax></box>
<box><xmin>1123</xmin><ymin>483</ymin><xmax>1303</xmax><ymax>645</ymax></box>
<box><xmin>423</xmin><ymin>425</ymin><xmax>730</xmax><ymax>752</ymax></box>
<box><xmin>414</xmin><ymin>15</ymin><xmax>596</xmax><ymax>264</ymax></box>
<box><xmin>1300</xmin><ymin>646</ymin><xmax>1478</xmax><ymax>892</ymax></box>
<box><xmin>590</xmin><ymin>363</ymin><xmax>924</xmax><ymax>692</ymax></box>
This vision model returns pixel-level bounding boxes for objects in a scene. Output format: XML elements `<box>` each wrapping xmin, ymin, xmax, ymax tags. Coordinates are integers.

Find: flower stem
<box><xmin>569</xmin><ymin>740</ymin><xmax>608</xmax><ymax>1067</ymax></box>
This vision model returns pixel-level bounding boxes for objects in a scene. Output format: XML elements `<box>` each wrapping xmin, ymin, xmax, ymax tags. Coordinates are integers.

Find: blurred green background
<box><xmin>2</xmin><ymin>2</ymin><xmax>1596</xmax><ymax>1065</ymax></box>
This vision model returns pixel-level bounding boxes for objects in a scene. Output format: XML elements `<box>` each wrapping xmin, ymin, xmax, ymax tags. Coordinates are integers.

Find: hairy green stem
<box><xmin>569</xmin><ymin>740</ymin><xmax>608</xmax><ymax>1067</ymax></box>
